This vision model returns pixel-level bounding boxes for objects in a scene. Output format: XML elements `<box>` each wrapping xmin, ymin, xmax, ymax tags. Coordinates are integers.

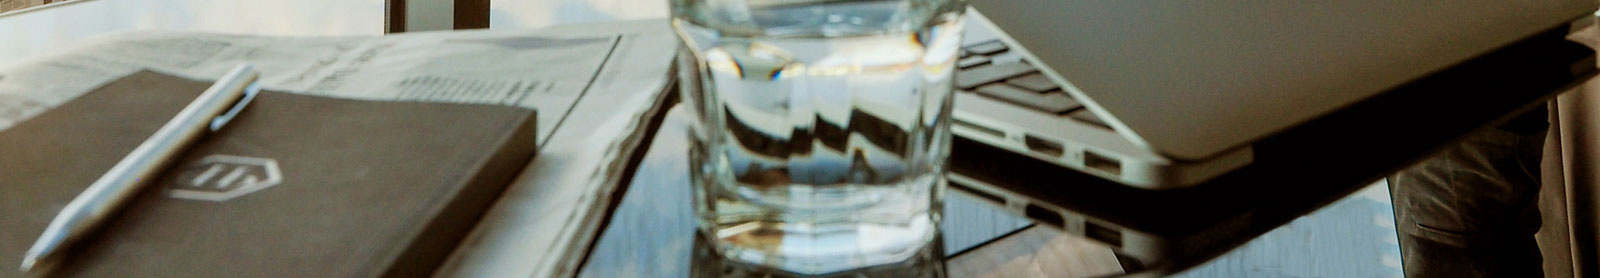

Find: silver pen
<box><xmin>20</xmin><ymin>64</ymin><xmax>261</xmax><ymax>272</ymax></box>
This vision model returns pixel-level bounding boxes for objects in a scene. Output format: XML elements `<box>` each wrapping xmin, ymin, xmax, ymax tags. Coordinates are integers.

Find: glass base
<box><xmin>693</xmin><ymin>231</ymin><xmax>947</xmax><ymax>278</ymax></box>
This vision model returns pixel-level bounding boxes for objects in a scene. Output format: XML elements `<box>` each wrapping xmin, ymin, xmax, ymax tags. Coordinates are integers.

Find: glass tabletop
<box><xmin>570</xmin><ymin>105</ymin><xmax>1151</xmax><ymax>277</ymax></box>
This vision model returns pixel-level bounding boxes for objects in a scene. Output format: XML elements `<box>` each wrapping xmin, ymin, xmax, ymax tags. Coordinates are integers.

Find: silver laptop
<box><xmin>950</xmin><ymin>1</ymin><xmax>1598</xmax><ymax>189</ymax></box>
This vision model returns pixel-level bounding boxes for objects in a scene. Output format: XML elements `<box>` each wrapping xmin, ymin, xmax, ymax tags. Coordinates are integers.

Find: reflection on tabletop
<box><xmin>574</xmin><ymin>105</ymin><xmax>1153</xmax><ymax>277</ymax></box>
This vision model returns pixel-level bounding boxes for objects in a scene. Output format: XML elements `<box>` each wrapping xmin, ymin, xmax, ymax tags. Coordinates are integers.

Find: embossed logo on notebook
<box><xmin>170</xmin><ymin>155</ymin><xmax>282</xmax><ymax>202</ymax></box>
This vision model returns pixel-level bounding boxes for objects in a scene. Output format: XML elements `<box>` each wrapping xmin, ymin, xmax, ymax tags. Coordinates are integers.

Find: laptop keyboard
<box><xmin>956</xmin><ymin>40</ymin><xmax>1111</xmax><ymax>129</ymax></box>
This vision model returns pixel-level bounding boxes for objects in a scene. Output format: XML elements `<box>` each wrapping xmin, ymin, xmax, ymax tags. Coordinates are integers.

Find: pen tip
<box><xmin>19</xmin><ymin>256</ymin><xmax>35</xmax><ymax>272</ymax></box>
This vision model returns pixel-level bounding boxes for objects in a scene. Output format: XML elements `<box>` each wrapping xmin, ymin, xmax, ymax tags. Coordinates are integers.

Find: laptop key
<box><xmin>974</xmin><ymin>84</ymin><xmax>1082</xmax><ymax>114</ymax></box>
<box><xmin>956</xmin><ymin>63</ymin><xmax>1034</xmax><ymax>89</ymax></box>
<box><xmin>957</xmin><ymin>56</ymin><xmax>990</xmax><ymax>69</ymax></box>
<box><xmin>1006</xmin><ymin>73</ymin><xmax>1059</xmax><ymax>92</ymax></box>
<box><xmin>1067</xmin><ymin>109</ymin><xmax>1112</xmax><ymax>129</ymax></box>
<box><xmin>966</xmin><ymin>40</ymin><xmax>1008</xmax><ymax>55</ymax></box>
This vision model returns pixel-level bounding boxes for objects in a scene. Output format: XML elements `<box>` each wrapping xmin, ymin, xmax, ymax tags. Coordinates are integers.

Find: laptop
<box><xmin>949</xmin><ymin>1</ymin><xmax>1598</xmax><ymax>189</ymax></box>
<box><xmin>947</xmin><ymin>0</ymin><xmax>1598</xmax><ymax>272</ymax></box>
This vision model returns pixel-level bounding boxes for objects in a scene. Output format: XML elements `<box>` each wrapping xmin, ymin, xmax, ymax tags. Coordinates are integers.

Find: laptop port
<box><xmin>1085</xmin><ymin>221</ymin><xmax>1124</xmax><ymax>248</ymax></box>
<box><xmin>1023</xmin><ymin>134</ymin><xmax>1064</xmax><ymax>157</ymax></box>
<box><xmin>1024</xmin><ymin>203</ymin><xmax>1065</xmax><ymax>229</ymax></box>
<box><xmin>1083</xmin><ymin>150</ymin><xmax>1122</xmax><ymax>176</ymax></box>
<box><xmin>953</xmin><ymin>118</ymin><xmax>1005</xmax><ymax>139</ymax></box>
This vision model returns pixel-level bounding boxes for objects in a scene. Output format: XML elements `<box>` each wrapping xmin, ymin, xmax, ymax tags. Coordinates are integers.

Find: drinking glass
<box><xmin>672</xmin><ymin>0</ymin><xmax>966</xmax><ymax>274</ymax></box>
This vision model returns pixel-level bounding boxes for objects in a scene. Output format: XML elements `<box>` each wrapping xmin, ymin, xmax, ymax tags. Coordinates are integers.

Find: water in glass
<box><xmin>672</xmin><ymin>0</ymin><xmax>966</xmax><ymax>274</ymax></box>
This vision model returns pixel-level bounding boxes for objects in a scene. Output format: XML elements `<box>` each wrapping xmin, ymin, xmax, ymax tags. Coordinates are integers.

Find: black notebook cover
<box><xmin>0</xmin><ymin>71</ymin><xmax>538</xmax><ymax>277</ymax></box>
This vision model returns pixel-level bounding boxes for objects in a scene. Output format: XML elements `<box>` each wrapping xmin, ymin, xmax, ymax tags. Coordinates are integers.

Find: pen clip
<box><xmin>208</xmin><ymin>81</ymin><xmax>260</xmax><ymax>132</ymax></box>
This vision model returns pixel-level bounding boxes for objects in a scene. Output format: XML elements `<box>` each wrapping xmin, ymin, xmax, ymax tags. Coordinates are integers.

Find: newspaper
<box><xmin>0</xmin><ymin>19</ymin><xmax>679</xmax><ymax>278</ymax></box>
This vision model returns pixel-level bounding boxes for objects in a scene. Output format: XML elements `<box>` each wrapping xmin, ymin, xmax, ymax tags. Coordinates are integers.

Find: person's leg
<box><xmin>1390</xmin><ymin>125</ymin><xmax>1546</xmax><ymax>278</ymax></box>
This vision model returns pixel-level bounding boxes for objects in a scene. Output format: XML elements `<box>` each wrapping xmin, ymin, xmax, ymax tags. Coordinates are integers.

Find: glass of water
<box><xmin>672</xmin><ymin>0</ymin><xmax>966</xmax><ymax>274</ymax></box>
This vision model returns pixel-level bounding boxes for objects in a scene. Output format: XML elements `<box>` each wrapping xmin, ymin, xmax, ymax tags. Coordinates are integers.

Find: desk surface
<box><xmin>574</xmin><ymin>106</ymin><xmax>1141</xmax><ymax>277</ymax></box>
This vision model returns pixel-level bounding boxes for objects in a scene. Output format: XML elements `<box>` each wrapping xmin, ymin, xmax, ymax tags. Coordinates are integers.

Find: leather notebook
<box><xmin>0</xmin><ymin>71</ymin><xmax>538</xmax><ymax>277</ymax></box>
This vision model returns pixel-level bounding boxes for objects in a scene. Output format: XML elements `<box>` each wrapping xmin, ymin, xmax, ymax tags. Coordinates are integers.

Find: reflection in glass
<box><xmin>690</xmin><ymin>232</ymin><xmax>947</xmax><ymax>278</ymax></box>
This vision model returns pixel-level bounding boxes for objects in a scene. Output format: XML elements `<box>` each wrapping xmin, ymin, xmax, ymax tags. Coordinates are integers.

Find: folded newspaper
<box><xmin>0</xmin><ymin>20</ymin><xmax>677</xmax><ymax>278</ymax></box>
